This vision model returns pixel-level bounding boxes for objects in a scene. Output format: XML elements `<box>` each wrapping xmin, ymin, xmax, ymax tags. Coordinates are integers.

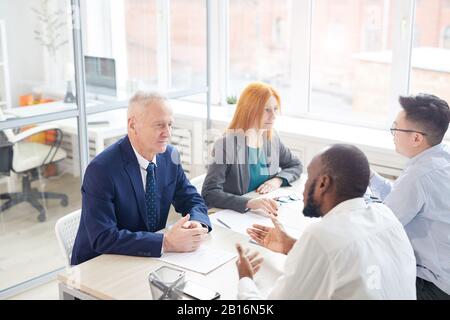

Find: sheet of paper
<box><xmin>210</xmin><ymin>207</ymin><xmax>319</xmax><ymax>240</ymax></box>
<box><xmin>159</xmin><ymin>247</ymin><xmax>237</xmax><ymax>275</ymax></box>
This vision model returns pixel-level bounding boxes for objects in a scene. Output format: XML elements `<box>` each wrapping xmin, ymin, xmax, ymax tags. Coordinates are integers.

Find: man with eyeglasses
<box><xmin>369</xmin><ymin>94</ymin><xmax>450</xmax><ymax>300</ymax></box>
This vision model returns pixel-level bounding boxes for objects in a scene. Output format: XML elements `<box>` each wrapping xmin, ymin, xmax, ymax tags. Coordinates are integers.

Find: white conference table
<box><xmin>57</xmin><ymin>177</ymin><xmax>316</xmax><ymax>300</ymax></box>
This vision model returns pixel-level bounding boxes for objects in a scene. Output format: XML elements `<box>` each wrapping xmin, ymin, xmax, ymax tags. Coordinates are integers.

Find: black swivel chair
<box><xmin>0</xmin><ymin>124</ymin><xmax>68</xmax><ymax>222</ymax></box>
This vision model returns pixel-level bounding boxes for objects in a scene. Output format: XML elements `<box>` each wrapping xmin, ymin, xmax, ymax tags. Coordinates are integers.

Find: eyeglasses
<box><xmin>389</xmin><ymin>127</ymin><xmax>427</xmax><ymax>136</ymax></box>
<box><xmin>274</xmin><ymin>194</ymin><xmax>301</xmax><ymax>203</ymax></box>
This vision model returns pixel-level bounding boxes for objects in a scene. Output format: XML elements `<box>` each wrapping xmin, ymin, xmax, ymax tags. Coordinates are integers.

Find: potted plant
<box><xmin>32</xmin><ymin>0</ymin><xmax>70</xmax><ymax>86</ymax></box>
<box><xmin>226</xmin><ymin>95</ymin><xmax>237</xmax><ymax>105</ymax></box>
<box><xmin>32</xmin><ymin>0</ymin><xmax>69</xmax><ymax>58</ymax></box>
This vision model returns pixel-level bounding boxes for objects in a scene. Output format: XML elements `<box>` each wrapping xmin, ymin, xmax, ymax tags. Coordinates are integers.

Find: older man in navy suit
<box><xmin>71</xmin><ymin>91</ymin><xmax>211</xmax><ymax>265</ymax></box>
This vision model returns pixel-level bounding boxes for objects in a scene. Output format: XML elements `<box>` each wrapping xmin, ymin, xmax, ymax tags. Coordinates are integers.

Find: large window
<box><xmin>310</xmin><ymin>0</ymin><xmax>394</xmax><ymax>124</ymax></box>
<box><xmin>410</xmin><ymin>0</ymin><xmax>450</xmax><ymax>104</ymax></box>
<box><xmin>124</xmin><ymin>0</ymin><xmax>158</xmax><ymax>91</ymax></box>
<box><xmin>77</xmin><ymin>0</ymin><xmax>450</xmax><ymax>130</ymax></box>
<box><xmin>83</xmin><ymin>0</ymin><xmax>159</xmax><ymax>99</ymax></box>
<box><xmin>171</xmin><ymin>0</ymin><xmax>206</xmax><ymax>91</ymax></box>
<box><xmin>229</xmin><ymin>0</ymin><xmax>291</xmax><ymax>105</ymax></box>
<box><xmin>83</xmin><ymin>0</ymin><xmax>207</xmax><ymax>98</ymax></box>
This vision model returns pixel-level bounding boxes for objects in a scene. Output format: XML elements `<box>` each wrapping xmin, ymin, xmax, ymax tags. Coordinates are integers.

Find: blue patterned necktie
<box><xmin>145</xmin><ymin>162</ymin><xmax>158</xmax><ymax>231</ymax></box>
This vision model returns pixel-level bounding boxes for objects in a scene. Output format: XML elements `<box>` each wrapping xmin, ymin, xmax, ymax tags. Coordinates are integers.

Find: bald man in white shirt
<box><xmin>236</xmin><ymin>144</ymin><xmax>416</xmax><ymax>300</ymax></box>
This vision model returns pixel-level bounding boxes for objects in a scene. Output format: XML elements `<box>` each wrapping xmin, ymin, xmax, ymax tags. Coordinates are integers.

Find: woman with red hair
<box><xmin>201</xmin><ymin>82</ymin><xmax>303</xmax><ymax>216</ymax></box>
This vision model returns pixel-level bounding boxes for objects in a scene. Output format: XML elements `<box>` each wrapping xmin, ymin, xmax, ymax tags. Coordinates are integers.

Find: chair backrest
<box><xmin>0</xmin><ymin>131</ymin><xmax>13</xmax><ymax>174</ymax></box>
<box><xmin>0</xmin><ymin>108</ymin><xmax>15</xmax><ymax>142</ymax></box>
<box><xmin>55</xmin><ymin>209</ymin><xmax>81</xmax><ymax>268</ymax></box>
<box><xmin>190</xmin><ymin>173</ymin><xmax>206</xmax><ymax>193</ymax></box>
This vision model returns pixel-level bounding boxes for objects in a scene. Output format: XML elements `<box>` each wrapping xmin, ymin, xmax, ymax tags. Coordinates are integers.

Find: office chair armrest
<box><xmin>9</xmin><ymin>124</ymin><xmax>62</xmax><ymax>144</ymax></box>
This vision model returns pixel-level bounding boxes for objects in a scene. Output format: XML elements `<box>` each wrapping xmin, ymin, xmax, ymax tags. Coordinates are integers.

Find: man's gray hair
<box><xmin>127</xmin><ymin>91</ymin><xmax>169</xmax><ymax>118</ymax></box>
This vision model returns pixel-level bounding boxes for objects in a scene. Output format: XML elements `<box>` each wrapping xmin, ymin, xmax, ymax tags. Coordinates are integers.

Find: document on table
<box><xmin>159</xmin><ymin>247</ymin><xmax>237</xmax><ymax>275</ymax></box>
<box><xmin>209</xmin><ymin>209</ymin><xmax>307</xmax><ymax>239</ymax></box>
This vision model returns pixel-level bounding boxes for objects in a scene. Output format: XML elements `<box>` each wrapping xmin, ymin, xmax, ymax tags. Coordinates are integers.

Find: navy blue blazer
<box><xmin>71</xmin><ymin>136</ymin><xmax>211</xmax><ymax>265</ymax></box>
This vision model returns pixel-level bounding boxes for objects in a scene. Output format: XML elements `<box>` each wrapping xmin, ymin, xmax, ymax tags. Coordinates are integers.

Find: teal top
<box><xmin>247</xmin><ymin>147</ymin><xmax>270</xmax><ymax>192</ymax></box>
<box><xmin>247</xmin><ymin>146</ymin><xmax>289</xmax><ymax>193</ymax></box>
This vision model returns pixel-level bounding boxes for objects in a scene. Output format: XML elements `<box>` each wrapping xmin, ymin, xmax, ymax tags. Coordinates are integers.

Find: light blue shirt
<box><xmin>370</xmin><ymin>143</ymin><xmax>450</xmax><ymax>294</ymax></box>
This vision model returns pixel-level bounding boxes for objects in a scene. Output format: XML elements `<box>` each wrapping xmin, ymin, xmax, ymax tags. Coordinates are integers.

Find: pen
<box><xmin>216</xmin><ymin>218</ymin><xmax>231</xmax><ymax>229</ymax></box>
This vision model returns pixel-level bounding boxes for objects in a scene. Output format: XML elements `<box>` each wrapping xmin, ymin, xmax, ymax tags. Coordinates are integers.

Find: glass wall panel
<box><xmin>0</xmin><ymin>0</ymin><xmax>76</xmax><ymax>117</ymax></box>
<box><xmin>0</xmin><ymin>118</ymin><xmax>81</xmax><ymax>291</ymax></box>
<box><xmin>83</xmin><ymin>0</ymin><xmax>158</xmax><ymax>101</ymax></box>
<box><xmin>0</xmin><ymin>0</ymin><xmax>83</xmax><ymax>293</ymax></box>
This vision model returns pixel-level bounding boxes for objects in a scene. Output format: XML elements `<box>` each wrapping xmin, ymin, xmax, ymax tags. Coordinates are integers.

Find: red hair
<box><xmin>228</xmin><ymin>82</ymin><xmax>281</xmax><ymax>138</ymax></box>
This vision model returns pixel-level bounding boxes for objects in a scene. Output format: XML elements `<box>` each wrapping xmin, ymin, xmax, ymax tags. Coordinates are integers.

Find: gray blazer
<box><xmin>201</xmin><ymin>132</ymin><xmax>303</xmax><ymax>212</ymax></box>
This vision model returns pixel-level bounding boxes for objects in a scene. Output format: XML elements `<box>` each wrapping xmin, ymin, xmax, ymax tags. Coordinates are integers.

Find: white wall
<box><xmin>0</xmin><ymin>0</ymin><xmax>45</xmax><ymax>106</ymax></box>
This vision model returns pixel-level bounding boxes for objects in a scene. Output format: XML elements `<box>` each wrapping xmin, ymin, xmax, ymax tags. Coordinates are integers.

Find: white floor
<box><xmin>8</xmin><ymin>280</ymin><xmax>59</xmax><ymax>300</ymax></box>
<box><xmin>0</xmin><ymin>173</ymin><xmax>81</xmax><ymax>292</ymax></box>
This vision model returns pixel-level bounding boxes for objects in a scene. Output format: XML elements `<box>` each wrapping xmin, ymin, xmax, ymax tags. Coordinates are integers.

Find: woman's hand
<box><xmin>246</xmin><ymin>198</ymin><xmax>278</xmax><ymax>216</ymax></box>
<box><xmin>256</xmin><ymin>177</ymin><xmax>283</xmax><ymax>194</ymax></box>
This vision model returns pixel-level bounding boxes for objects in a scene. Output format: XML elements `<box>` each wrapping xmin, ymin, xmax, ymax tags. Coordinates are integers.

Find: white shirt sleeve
<box><xmin>369</xmin><ymin>172</ymin><xmax>393</xmax><ymax>201</ymax></box>
<box><xmin>238</xmin><ymin>277</ymin><xmax>264</xmax><ymax>300</ymax></box>
<box><xmin>267</xmin><ymin>232</ymin><xmax>332</xmax><ymax>299</ymax></box>
<box><xmin>237</xmin><ymin>230</ymin><xmax>332</xmax><ymax>300</ymax></box>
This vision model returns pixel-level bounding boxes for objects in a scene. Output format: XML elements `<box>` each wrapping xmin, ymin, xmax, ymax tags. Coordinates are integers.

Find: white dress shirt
<box><xmin>131</xmin><ymin>146</ymin><xmax>157</xmax><ymax>190</ymax></box>
<box><xmin>370</xmin><ymin>143</ymin><xmax>450</xmax><ymax>294</ymax></box>
<box><xmin>238</xmin><ymin>198</ymin><xmax>417</xmax><ymax>300</ymax></box>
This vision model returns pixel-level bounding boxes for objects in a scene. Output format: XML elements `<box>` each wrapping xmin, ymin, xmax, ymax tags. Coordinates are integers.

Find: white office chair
<box><xmin>190</xmin><ymin>173</ymin><xmax>206</xmax><ymax>193</ymax></box>
<box><xmin>55</xmin><ymin>209</ymin><xmax>81</xmax><ymax>268</ymax></box>
<box><xmin>0</xmin><ymin>109</ymin><xmax>68</xmax><ymax>221</ymax></box>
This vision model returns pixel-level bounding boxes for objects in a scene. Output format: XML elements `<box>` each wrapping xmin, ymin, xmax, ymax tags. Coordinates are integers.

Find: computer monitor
<box><xmin>84</xmin><ymin>56</ymin><xmax>117</xmax><ymax>98</ymax></box>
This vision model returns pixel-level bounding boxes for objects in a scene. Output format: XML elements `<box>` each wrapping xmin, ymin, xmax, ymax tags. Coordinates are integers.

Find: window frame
<box><xmin>222</xmin><ymin>0</ymin><xmax>419</xmax><ymax>131</ymax></box>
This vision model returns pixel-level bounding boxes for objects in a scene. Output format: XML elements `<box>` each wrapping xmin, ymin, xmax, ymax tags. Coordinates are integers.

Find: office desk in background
<box><xmin>57</xmin><ymin>179</ymin><xmax>313</xmax><ymax>300</ymax></box>
<box><xmin>3</xmin><ymin>101</ymin><xmax>78</xmax><ymax>117</ymax></box>
<box><xmin>4</xmin><ymin>102</ymin><xmax>128</xmax><ymax>176</ymax></box>
<box><xmin>57</xmin><ymin>111</ymin><xmax>127</xmax><ymax>176</ymax></box>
